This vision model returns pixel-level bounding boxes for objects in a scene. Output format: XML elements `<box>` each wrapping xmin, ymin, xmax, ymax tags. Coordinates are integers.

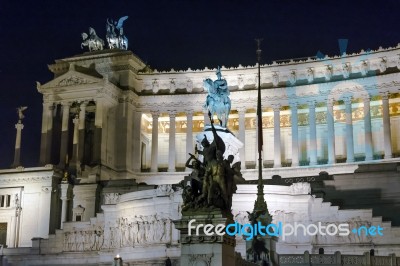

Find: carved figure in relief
<box><xmin>132</xmin><ymin>221</ymin><xmax>139</xmax><ymax>244</ymax></box>
<box><xmin>81</xmin><ymin>27</ymin><xmax>104</xmax><ymax>51</ymax></box>
<box><xmin>163</xmin><ymin>219</ymin><xmax>171</xmax><ymax>242</ymax></box>
<box><xmin>203</xmin><ymin>67</ymin><xmax>231</xmax><ymax>127</ymax></box>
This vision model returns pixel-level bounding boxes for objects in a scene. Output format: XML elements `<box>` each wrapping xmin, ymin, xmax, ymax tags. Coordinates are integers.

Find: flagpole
<box><xmin>254</xmin><ymin>38</ymin><xmax>268</xmax><ymax>215</ymax></box>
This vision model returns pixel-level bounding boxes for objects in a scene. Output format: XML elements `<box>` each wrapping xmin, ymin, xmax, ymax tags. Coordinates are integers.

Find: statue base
<box><xmin>173</xmin><ymin>209</ymin><xmax>235</xmax><ymax>266</ymax></box>
<box><xmin>196</xmin><ymin>125</ymin><xmax>243</xmax><ymax>165</ymax></box>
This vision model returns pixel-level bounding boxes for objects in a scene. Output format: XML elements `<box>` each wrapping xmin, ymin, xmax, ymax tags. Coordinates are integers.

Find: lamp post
<box><xmin>113</xmin><ymin>254</ymin><xmax>123</xmax><ymax>266</ymax></box>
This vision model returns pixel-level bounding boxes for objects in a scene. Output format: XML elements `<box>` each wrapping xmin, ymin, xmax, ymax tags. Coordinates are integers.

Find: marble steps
<box><xmin>309</xmin><ymin>162</ymin><xmax>400</xmax><ymax>225</ymax></box>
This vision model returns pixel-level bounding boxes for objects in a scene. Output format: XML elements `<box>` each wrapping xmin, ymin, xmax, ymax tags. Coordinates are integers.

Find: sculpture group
<box><xmin>81</xmin><ymin>16</ymin><xmax>129</xmax><ymax>51</ymax></box>
<box><xmin>182</xmin><ymin>69</ymin><xmax>243</xmax><ymax>212</ymax></box>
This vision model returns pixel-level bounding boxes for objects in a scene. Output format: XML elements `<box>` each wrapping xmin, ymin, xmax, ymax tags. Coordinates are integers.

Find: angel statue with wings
<box><xmin>17</xmin><ymin>106</ymin><xmax>28</xmax><ymax>123</ymax></box>
<box><xmin>106</xmin><ymin>16</ymin><xmax>129</xmax><ymax>50</ymax></box>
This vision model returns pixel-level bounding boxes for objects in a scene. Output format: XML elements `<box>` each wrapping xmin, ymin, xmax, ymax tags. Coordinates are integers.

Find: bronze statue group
<box><xmin>181</xmin><ymin>112</ymin><xmax>243</xmax><ymax>212</ymax></box>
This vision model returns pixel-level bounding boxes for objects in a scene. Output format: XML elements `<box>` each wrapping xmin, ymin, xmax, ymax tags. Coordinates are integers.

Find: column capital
<box><xmin>168</xmin><ymin>110</ymin><xmax>177</xmax><ymax>118</ymax></box>
<box><xmin>150</xmin><ymin>111</ymin><xmax>160</xmax><ymax>118</ymax></box>
<box><xmin>185</xmin><ymin>109</ymin><xmax>194</xmax><ymax>116</ymax></box>
<box><xmin>61</xmin><ymin>101</ymin><xmax>71</xmax><ymax>107</ymax></box>
<box><xmin>308</xmin><ymin>100</ymin><xmax>316</xmax><ymax>108</ymax></box>
<box><xmin>380</xmin><ymin>91</ymin><xmax>390</xmax><ymax>100</ymax></box>
<box><xmin>78</xmin><ymin>100</ymin><xmax>88</xmax><ymax>108</ymax></box>
<box><xmin>271</xmin><ymin>104</ymin><xmax>281</xmax><ymax>112</ymax></box>
<box><xmin>343</xmin><ymin>96</ymin><xmax>353</xmax><ymax>105</ymax></box>
<box><xmin>237</xmin><ymin>106</ymin><xmax>247</xmax><ymax>114</ymax></box>
<box><xmin>361</xmin><ymin>94</ymin><xmax>371</xmax><ymax>102</ymax></box>
<box><xmin>289</xmin><ymin>102</ymin><xmax>298</xmax><ymax>109</ymax></box>
<box><xmin>15</xmin><ymin>123</ymin><xmax>24</xmax><ymax>130</ymax></box>
<box><xmin>326</xmin><ymin>98</ymin><xmax>333</xmax><ymax>106</ymax></box>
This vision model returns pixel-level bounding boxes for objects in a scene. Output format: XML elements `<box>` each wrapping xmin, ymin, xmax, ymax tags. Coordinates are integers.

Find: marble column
<box><xmin>290</xmin><ymin>103</ymin><xmax>299</xmax><ymax>167</ymax></box>
<box><xmin>273</xmin><ymin>104</ymin><xmax>281</xmax><ymax>168</ymax></box>
<box><xmin>150</xmin><ymin>111</ymin><xmax>160</xmax><ymax>172</ymax></box>
<box><xmin>363</xmin><ymin>96</ymin><xmax>373</xmax><ymax>161</ymax></box>
<box><xmin>59</xmin><ymin>102</ymin><xmax>70</xmax><ymax>166</ymax></box>
<box><xmin>344</xmin><ymin>97</ymin><xmax>354</xmax><ymax>163</ymax></box>
<box><xmin>78</xmin><ymin>102</ymin><xmax>87</xmax><ymax>163</ymax></box>
<box><xmin>168</xmin><ymin>111</ymin><xmax>176</xmax><ymax>172</ymax></box>
<box><xmin>308</xmin><ymin>101</ymin><xmax>318</xmax><ymax>165</ymax></box>
<box><xmin>12</xmin><ymin>122</ymin><xmax>24</xmax><ymax>167</ymax></box>
<box><xmin>237</xmin><ymin>107</ymin><xmax>247</xmax><ymax>169</ymax></box>
<box><xmin>60</xmin><ymin>181</ymin><xmax>70</xmax><ymax>229</ymax></box>
<box><xmin>39</xmin><ymin>103</ymin><xmax>53</xmax><ymax>165</ymax></box>
<box><xmin>203</xmin><ymin>109</ymin><xmax>210</xmax><ymax>126</ymax></box>
<box><xmin>132</xmin><ymin>110</ymin><xmax>142</xmax><ymax>172</ymax></box>
<box><xmin>327</xmin><ymin>99</ymin><xmax>336</xmax><ymax>164</ymax></box>
<box><xmin>72</xmin><ymin>115</ymin><xmax>79</xmax><ymax>164</ymax></box>
<box><xmin>92</xmin><ymin>98</ymin><xmax>105</xmax><ymax>164</ymax></box>
<box><xmin>185</xmin><ymin>110</ymin><xmax>194</xmax><ymax>171</ymax></box>
<box><xmin>381</xmin><ymin>92</ymin><xmax>393</xmax><ymax>159</ymax></box>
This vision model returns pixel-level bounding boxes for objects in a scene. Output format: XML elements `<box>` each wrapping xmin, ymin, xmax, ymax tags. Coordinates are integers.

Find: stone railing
<box><xmin>235</xmin><ymin>252</ymin><xmax>259</xmax><ymax>266</ymax></box>
<box><xmin>278</xmin><ymin>251</ymin><xmax>399</xmax><ymax>266</ymax></box>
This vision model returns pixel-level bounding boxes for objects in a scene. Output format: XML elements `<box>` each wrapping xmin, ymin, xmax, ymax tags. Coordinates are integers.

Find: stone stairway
<box><xmin>311</xmin><ymin>162</ymin><xmax>400</xmax><ymax>225</ymax></box>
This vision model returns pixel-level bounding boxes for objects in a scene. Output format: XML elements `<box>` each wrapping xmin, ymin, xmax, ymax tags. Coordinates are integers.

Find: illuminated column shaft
<box><xmin>203</xmin><ymin>109</ymin><xmax>210</xmax><ymax>126</ymax></box>
<box><xmin>345</xmin><ymin>97</ymin><xmax>355</xmax><ymax>163</ymax></box>
<box><xmin>39</xmin><ymin>103</ymin><xmax>53</xmax><ymax>165</ymax></box>
<box><xmin>309</xmin><ymin>101</ymin><xmax>318</xmax><ymax>165</ymax></box>
<box><xmin>363</xmin><ymin>96</ymin><xmax>373</xmax><ymax>161</ymax></box>
<box><xmin>238</xmin><ymin>107</ymin><xmax>246</xmax><ymax>170</ymax></box>
<box><xmin>273</xmin><ymin>105</ymin><xmax>281</xmax><ymax>168</ymax></box>
<box><xmin>381</xmin><ymin>93</ymin><xmax>393</xmax><ymax>159</ymax></box>
<box><xmin>132</xmin><ymin>111</ymin><xmax>142</xmax><ymax>172</ymax></box>
<box><xmin>290</xmin><ymin>103</ymin><xmax>299</xmax><ymax>167</ymax></box>
<box><xmin>60</xmin><ymin>182</ymin><xmax>70</xmax><ymax>229</ymax></box>
<box><xmin>78</xmin><ymin>102</ymin><xmax>87</xmax><ymax>163</ymax></box>
<box><xmin>150</xmin><ymin>111</ymin><xmax>159</xmax><ymax>172</ymax></box>
<box><xmin>327</xmin><ymin>100</ymin><xmax>336</xmax><ymax>164</ymax></box>
<box><xmin>59</xmin><ymin>102</ymin><xmax>70</xmax><ymax>166</ymax></box>
<box><xmin>72</xmin><ymin>116</ymin><xmax>79</xmax><ymax>164</ymax></box>
<box><xmin>185</xmin><ymin>110</ymin><xmax>193</xmax><ymax>171</ymax></box>
<box><xmin>12</xmin><ymin>123</ymin><xmax>24</xmax><ymax>167</ymax></box>
<box><xmin>168</xmin><ymin>111</ymin><xmax>176</xmax><ymax>172</ymax></box>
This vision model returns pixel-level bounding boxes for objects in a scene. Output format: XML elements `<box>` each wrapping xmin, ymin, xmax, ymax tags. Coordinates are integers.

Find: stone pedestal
<box><xmin>196</xmin><ymin>125</ymin><xmax>243</xmax><ymax>165</ymax></box>
<box><xmin>173</xmin><ymin>210</ymin><xmax>235</xmax><ymax>266</ymax></box>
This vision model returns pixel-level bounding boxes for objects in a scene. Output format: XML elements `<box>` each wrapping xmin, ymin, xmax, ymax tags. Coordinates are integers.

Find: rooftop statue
<box><xmin>81</xmin><ymin>27</ymin><xmax>104</xmax><ymax>51</ymax></box>
<box><xmin>16</xmin><ymin>106</ymin><xmax>28</xmax><ymax>123</ymax></box>
<box><xmin>106</xmin><ymin>16</ymin><xmax>128</xmax><ymax>50</ymax></box>
<box><xmin>203</xmin><ymin>66</ymin><xmax>231</xmax><ymax>128</ymax></box>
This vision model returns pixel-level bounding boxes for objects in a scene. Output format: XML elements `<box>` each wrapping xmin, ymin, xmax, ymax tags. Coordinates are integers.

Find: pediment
<box><xmin>38</xmin><ymin>69</ymin><xmax>103</xmax><ymax>90</ymax></box>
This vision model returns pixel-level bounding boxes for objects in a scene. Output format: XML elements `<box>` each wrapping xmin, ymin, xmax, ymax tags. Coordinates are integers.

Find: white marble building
<box><xmin>1</xmin><ymin>44</ymin><xmax>400</xmax><ymax>265</ymax></box>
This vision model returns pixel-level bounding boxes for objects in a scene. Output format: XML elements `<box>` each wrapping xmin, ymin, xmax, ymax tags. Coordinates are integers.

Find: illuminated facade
<box><xmin>1</xmin><ymin>45</ymin><xmax>400</xmax><ymax>264</ymax></box>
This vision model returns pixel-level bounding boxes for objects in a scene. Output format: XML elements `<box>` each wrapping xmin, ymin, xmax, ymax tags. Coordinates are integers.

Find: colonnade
<box><xmin>147</xmin><ymin>94</ymin><xmax>395</xmax><ymax>172</ymax></box>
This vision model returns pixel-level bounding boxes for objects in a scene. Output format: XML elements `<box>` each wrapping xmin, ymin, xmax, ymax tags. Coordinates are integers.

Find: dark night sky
<box><xmin>0</xmin><ymin>0</ymin><xmax>399</xmax><ymax>168</ymax></box>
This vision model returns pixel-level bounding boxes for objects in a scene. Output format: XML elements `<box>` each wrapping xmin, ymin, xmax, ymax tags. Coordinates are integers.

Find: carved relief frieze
<box><xmin>102</xmin><ymin>215</ymin><xmax>172</xmax><ymax>249</ymax></box>
<box><xmin>58</xmin><ymin>76</ymin><xmax>96</xmax><ymax>87</ymax></box>
<box><xmin>104</xmin><ymin>193</ymin><xmax>120</xmax><ymax>205</ymax></box>
<box><xmin>0</xmin><ymin>175</ymin><xmax>52</xmax><ymax>184</ymax></box>
<box><xmin>189</xmin><ymin>254</ymin><xmax>213</xmax><ymax>266</ymax></box>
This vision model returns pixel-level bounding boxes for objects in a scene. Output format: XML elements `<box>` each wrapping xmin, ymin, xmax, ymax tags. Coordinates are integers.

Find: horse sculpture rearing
<box><xmin>203</xmin><ymin>68</ymin><xmax>231</xmax><ymax>128</ymax></box>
